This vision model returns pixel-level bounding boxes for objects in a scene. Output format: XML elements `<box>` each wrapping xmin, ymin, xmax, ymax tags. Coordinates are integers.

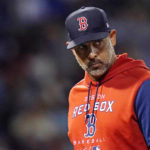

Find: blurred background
<box><xmin>0</xmin><ymin>0</ymin><xmax>149</xmax><ymax>150</ymax></box>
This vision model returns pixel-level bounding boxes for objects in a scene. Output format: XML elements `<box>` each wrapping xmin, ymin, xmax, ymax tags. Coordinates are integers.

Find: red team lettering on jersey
<box><xmin>77</xmin><ymin>17</ymin><xmax>88</xmax><ymax>31</ymax></box>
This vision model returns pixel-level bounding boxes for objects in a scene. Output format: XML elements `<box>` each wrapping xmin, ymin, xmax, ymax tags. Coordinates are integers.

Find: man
<box><xmin>65</xmin><ymin>6</ymin><xmax>150</xmax><ymax>150</ymax></box>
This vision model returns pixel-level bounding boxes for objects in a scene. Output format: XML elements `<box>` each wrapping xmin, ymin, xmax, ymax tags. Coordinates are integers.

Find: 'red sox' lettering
<box><xmin>72</xmin><ymin>100</ymin><xmax>114</xmax><ymax>118</ymax></box>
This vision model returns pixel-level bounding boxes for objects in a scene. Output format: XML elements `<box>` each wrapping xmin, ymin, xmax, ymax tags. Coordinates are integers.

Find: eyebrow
<box><xmin>75</xmin><ymin>39</ymin><xmax>104</xmax><ymax>49</ymax></box>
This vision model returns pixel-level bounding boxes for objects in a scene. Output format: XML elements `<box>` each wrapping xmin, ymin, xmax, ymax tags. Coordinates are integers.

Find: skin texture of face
<box><xmin>70</xmin><ymin>30</ymin><xmax>117</xmax><ymax>81</ymax></box>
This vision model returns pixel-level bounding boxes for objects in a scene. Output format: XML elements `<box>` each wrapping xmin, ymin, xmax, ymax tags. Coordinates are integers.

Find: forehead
<box><xmin>79</xmin><ymin>37</ymin><xmax>108</xmax><ymax>46</ymax></box>
<box><xmin>83</xmin><ymin>39</ymin><xmax>102</xmax><ymax>45</ymax></box>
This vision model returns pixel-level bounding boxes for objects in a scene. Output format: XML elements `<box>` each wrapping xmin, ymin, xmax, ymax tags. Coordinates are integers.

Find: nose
<box><xmin>88</xmin><ymin>43</ymin><xmax>98</xmax><ymax>59</ymax></box>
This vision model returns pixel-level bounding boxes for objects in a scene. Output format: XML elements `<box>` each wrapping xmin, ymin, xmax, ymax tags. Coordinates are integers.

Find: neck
<box><xmin>89</xmin><ymin>73</ymin><xmax>106</xmax><ymax>82</ymax></box>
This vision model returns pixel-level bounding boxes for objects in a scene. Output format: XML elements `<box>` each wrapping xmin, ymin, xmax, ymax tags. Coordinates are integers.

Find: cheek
<box><xmin>74</xmin><ymin>54</ymin><xmax>88</xmax><ymax>70</ymax></box>
<box><xmin>98</xmin><ymin>44</ymin><xmax>113</xmax><ymax>63</ymax></box>
<box><xmin>97</xmin><ymin>51</ymin><xmax>111</xmax><ymax>63</ymax></box>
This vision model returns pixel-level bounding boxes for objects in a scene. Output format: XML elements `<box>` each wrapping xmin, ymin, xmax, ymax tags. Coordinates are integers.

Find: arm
<box><xmin>134</xmin><ymin>79</ymin><xmax>150</xmax><ymax>148</ymax></box>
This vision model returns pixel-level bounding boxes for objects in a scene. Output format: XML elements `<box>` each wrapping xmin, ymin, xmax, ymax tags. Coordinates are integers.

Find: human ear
<box><xmin>66</xmin><ymin>41</ymin><xmax>77</xmax><ymax>56</ymax></box>
<box><xmin>109</xmin><ymin>29</ymin><xmax>116</xmax><ymax>46</ymax></box>
<box><xmin>66</xmin><ymin>41</ymin><xmax>70</xmax><ymax>46</ymax></box>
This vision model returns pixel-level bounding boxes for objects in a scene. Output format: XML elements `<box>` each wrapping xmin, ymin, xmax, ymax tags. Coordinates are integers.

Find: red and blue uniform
<box><xmin>68</xmin><ymin>53</ymin><xmax>150</xmax><ymax>150</ymax></box>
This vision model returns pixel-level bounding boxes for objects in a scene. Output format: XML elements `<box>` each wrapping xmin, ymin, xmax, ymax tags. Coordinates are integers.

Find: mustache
<box><xmin>88</xmin><ymin>59</ymin><xmax>103</xmax><ymax>67</ymax></box>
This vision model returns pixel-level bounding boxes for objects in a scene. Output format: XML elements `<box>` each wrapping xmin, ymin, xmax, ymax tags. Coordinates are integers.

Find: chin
<box><xmin>88</xmin><ymin>69</ymin><xmax>107</xmax><ymax>79</ymax></box>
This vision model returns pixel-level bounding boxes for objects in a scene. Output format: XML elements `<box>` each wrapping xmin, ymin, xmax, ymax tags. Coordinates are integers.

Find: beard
<box><xmin>86</xmin><ymin>64</ymin><xmax>109</xmax><ymax>79</ymax></box>
<box><xmin>75</xmin><ymin>54</ymin><xmax>109</xmax><ymax>78</ymax></box>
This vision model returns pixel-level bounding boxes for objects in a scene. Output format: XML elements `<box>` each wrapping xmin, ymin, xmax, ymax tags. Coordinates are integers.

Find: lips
<box><xmin>88</xmin><ymin>60</ymin><xmax>103</xmax><ymax>68</ymax></box>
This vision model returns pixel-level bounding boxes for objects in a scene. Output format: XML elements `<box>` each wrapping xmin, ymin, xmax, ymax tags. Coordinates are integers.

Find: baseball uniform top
<box><xmin>68</xmin><ymin>53</ymin><xmax>150</xmax><ymax>150</ymax></box>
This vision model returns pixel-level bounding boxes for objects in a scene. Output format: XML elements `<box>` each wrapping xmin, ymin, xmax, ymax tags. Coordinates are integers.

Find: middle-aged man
<box><xmin>65</xmin><ymin>6</ymin><xmax>150</xmax><ymax>150</ymax></box>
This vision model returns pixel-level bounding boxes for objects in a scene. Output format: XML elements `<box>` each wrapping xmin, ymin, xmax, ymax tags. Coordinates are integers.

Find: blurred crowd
<box><xmin>0</xmin><ymin>0</ymin><xmax>150</xmax><ymax>150</ymax></box>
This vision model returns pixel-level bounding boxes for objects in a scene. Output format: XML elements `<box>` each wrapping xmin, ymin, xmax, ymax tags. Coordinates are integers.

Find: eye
<box><xmin>94</xmin><ymin>40</ymin><xmax>101</xmax><ymax>46</ymax></box>
<box><xmin>95</xmin><ymin>41</ymin><xmax>100</xmax><ymax>45</ymax></box>
<box><xmin>74</xmin><ymin>44</ymin><xmax>89</xmax><ymax>57</ymax></box>
<box><xmin>79</xmin><ymin>45</ymin><xmax>84</xmax><ymax>49</ymax></box>
<box><xmin>75</xmin><ymin>44</ymin><xmax>88</xmax><ymax>51</ymax></box>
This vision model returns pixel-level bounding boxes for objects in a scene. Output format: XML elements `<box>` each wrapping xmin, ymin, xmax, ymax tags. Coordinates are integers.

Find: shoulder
<box><xmin>69</xmin><ymin>78</ymin><xmax>88</xmax><ymax>93</ymax></box>
<box><xmin>68</xmin><ymin>78</ymin><xmax>88</xmax><ymax>99</ymax></box>
<box><xmin>129</xmin><ymin>66</ymin><xmax>150</xmax><ymax>79</ymax></box>
<box><xmin>126</xmin><ymin>66</ymin><xmax>150</xmax><ymax>88</ymax></box>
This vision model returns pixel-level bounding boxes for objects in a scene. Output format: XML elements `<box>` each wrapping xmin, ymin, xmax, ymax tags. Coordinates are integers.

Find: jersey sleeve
<box><xmin>134</xmin><ymin>79</ymin><xmax>150</xmax><ymax>147</ymax></box>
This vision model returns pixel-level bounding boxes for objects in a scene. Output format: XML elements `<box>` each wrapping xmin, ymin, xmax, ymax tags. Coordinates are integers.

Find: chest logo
<box><xmin>84</xmin><ymin>114</ymin><xmax>96</xmax><ymax>138</ymax></box>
